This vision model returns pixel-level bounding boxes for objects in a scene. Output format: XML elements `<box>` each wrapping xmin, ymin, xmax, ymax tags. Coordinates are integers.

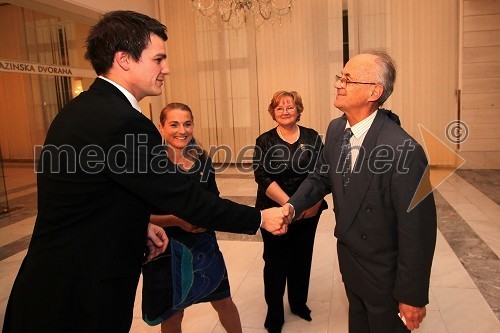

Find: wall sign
<box><xmin>0</xmin><ymin>59</ymin><xmax>96</xmax><ymax>78</ymax></box>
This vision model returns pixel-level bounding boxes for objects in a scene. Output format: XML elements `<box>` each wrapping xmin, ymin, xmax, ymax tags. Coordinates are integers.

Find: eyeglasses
<box><xmin>335</xmin><ymin>75</ymin><xmax>377</xmax><ymax>89</ymax></box>
<box><xmin>275</xmin><ymin>105</ymin><xmax>296</xmax><ymax>113</ymax></box>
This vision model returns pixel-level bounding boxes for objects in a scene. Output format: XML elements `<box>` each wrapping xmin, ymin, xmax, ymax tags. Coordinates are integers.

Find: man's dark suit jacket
<box><xmin>3</xmin><ymin>78</ymin><xmax>261</xmax><ymax>332</ymax></box>
<box><xmin>289</xmin><ymin>110</ymin><xmax>437</xmax><ymax>307</ymax></box>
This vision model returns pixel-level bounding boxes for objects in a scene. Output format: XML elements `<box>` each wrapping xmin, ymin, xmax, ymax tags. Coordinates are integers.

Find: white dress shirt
<box><xmin>98</xmin><ymin>76</ymin><xmax>142</xmax><ymax>113</ymax></box>
<box><xmin>345</xmin><ymin>110</ymin><xmax>378</xmax><ymax>169</ymax></box>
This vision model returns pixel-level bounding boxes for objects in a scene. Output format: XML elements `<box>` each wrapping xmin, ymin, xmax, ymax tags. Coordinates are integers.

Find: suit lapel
<box><xmin>335</xmin><ymin>111</ymin><xmax>386</xmax><ymax>238</ymax></box>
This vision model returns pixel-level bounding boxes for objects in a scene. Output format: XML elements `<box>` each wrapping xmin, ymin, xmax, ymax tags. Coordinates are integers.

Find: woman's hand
<box><xmin>176</xmin><ymin>217</ymin><xmax>206</xmax><ymax>233</ymax></box>
<box><xmin>146</xmin><ymin>223</ymin><xmax>169</xmax><ymax>261</ymax></box>
<box><xmin>150</xmin><ymin>214</ymin><xmax>205</xmax><ymax>233</ymax></box>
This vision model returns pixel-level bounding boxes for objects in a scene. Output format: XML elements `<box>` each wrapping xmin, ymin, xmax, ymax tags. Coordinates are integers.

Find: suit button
<box><xmin>355</xmin><ymin>253</ymin><xmax>360</xmax><ymax>258</ymax></box>
<box><xmin>366</xmin><ymin>207</ymin><xmax>372</xmax><ymax>213</ymax></box>
<box><xmin>361</xmin><ymin>234</ymin><xmax>367</xmax><ymax>240</ymax></box>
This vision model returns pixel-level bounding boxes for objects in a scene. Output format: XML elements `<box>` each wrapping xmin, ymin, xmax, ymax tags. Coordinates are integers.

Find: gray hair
<box><xmin>363</xmin><ymin>50</ymin><xmax>396</xmax><ymax>106</ymax></box>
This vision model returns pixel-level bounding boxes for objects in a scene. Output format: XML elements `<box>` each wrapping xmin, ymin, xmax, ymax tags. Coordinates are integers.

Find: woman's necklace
<box><xmin>277</xmin><ymin>125</ymin><xmax>300</xmax><ymax>144</ymax></box>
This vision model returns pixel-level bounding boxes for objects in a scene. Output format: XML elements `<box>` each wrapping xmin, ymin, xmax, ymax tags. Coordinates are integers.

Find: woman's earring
<box><xmin>162</xmin><ymin>137</ymin><xmax>166</xmax><ymax>146</ymax></box>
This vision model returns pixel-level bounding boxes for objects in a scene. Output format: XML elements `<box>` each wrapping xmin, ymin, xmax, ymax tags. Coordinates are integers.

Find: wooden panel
<box><xmin>464</xmin><ymin>30</ymin><xmax>500</xmax><ymax>47</ymax></box>
<box><xmin>0</xmin><ymin>73</ymin><xmax>34</xmax><ymax>160</ymax></box>
<box><xmin>467</xmin><ymin>123</ymin><xmax>500</xmax><ymax>139</ymax></box>
<box><xmin>462</xmin><ymin>0</ymin><xmax>500</xmax><ymax>161</ymax></box>
<box><xmin>463</xmin><ymin>46</ymin><xmax>500</xmax><ymax>63</ymax></box>
<box><xmin>67</xmin><ymin>22</ymin><xmax>92</xmax><ymax>69</ymax></box>
<box><xmin>0</xmin><ymin>5</ymin><xmax>36</xmax><ymax>160</ymax></box>
<box><xmin>464</xmin><ymin>14</ymin><xmax>500</xmax><ymax>31</ymax></box>
<box><xmin>463</xmin><ymin>62</ymin><xmax>500</xmax><ymax>79</ymax></box>
<box><xmin>459</xmin><ymin>1</ymin><xmax>500</xmax><ymax>162</ymax></box>
<box><xmin>0</xmin><ymin>5</ymin><xmax>27</xmax><ymax>59</ymax></box>
<box><xmin>463</xmin><ymin>77</ymin><xmax>500</xmax><ymax>93</ymax></box>
<box><xmin>461</xmin><ymin>108</ymin><xmax>500</xmax><ymax>123</ymax></box>
<box><xmin>462</xmin><ymin>93</ymin><xmax>500</xmax><ymax>108</ymax></box>
<box><xmin>464</xmin><ymin>0</ymin><xmax>500</xmax><ymax>16</ymax></box>
<box><xmin>460</xmin><ymin>138</ymin><xmax>500</xmax><ymax>151</ymax></box>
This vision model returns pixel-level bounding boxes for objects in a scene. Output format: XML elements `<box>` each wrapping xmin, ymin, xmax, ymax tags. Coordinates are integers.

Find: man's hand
<box><xmin>399</xmin><ymin>303</ymin><xmax>426</xmax><ymax>330</ymax></box>
<box><xmin>261</xmin><ymin>207</ymin><xmax>289</xmax><ymax>235</ymax></box>
<box><xmin>282</xmin><ymin>203</ymin><xmax>294</xmax><ymax>223</ymax></box>
<box><xmin>146</xmin><ymin>223</ymin><xmax>169</xmax><ymax>261</ymax></box>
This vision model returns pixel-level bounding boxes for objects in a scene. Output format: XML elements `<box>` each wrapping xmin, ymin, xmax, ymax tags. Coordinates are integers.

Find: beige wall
<box><xmin>461</xmin><ymin>0</ymin><xmax>500</xmax><ymax>168</ymax></box>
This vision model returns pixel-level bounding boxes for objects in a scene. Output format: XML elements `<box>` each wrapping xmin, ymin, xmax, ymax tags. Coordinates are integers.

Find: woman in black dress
<box><xmin>253</xmin><ymin>91</ymin><xmax>327</xmax><ymax>333</ymax></box>
<box><xmin>142</xmin><ymin>103</ymin><xmax>242</xmax><ymax>333</ymax></box>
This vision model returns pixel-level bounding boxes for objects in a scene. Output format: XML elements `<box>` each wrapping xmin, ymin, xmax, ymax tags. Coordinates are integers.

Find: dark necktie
<box><xmin>340</xmin><ymin>128</ymin><xmax>354</xmax><ymax>192</ymax></box>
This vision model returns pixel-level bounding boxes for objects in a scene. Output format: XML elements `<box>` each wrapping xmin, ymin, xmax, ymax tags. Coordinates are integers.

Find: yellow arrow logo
<box><xmin>408</xmin><ymin>124</ymin><xmax>466</xmax><ymax>211</ymax></box>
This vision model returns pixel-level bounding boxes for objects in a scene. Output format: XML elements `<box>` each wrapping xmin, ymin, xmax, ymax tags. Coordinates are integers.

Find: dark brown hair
<box><xmin>85</xmin><ymin>10</ymin><xmax>167</xmax><ymax>75</ymax></box>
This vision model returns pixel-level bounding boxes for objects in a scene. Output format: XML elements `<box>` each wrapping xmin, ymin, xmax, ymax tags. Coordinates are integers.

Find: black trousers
<box><xmin>261</xmin><ymin>213</ymin><xmax>320</xmax><ymax>329</ymax></box>
<box><xmin>345</xmin><ymin>286</ymin><xmax>410</xmax><ymax>333</ymax></box>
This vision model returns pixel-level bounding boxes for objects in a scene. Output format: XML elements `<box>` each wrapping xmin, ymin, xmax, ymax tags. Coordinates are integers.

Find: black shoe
<box><xmin>291</xmin><ymin>306</ymin><xmax>312</xmax><ymax>321</ymax></box>
<box><xmin>264</xmin><ymin>310</ymin><xmax>283</xmax><ymax>333</ymax></box>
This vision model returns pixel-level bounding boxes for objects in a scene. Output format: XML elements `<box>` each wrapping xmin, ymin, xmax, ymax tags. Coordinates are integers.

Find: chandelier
<box><xmin>191</xmin><ymin>0</ymin><xmax>293</xmax><ymax>29</ymax></box>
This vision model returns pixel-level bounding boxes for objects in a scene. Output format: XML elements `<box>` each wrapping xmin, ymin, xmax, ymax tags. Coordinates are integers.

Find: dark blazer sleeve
<box><xmin>288</xmin><ymin>123</ymin><xmax>334</xmax><ymax>216</ymax></box>
<box><xmin>391</xmin><ymin>141</ymin><xmax>437</xmax><ymax>307</ymax></box>
<box><xmin>105</xmin><ymin>116</ymin><xmax>260</xmax><ymax>235</ymax></box>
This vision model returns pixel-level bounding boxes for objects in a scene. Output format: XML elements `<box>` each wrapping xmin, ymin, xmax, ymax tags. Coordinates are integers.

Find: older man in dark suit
<box><xmin>286</xmin><ymin>51</ymin><xmax>437</xmax><ymax>333</ymax></box>
<box><xmin>3</xmin><ymin>11</ymin><xmax>289</xmax><ymax>333</ymax></box>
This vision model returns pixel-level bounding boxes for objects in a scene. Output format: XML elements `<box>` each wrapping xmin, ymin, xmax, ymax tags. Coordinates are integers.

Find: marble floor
<box><xmin>0</xmin><ymin>162</ymin><xmax>499</xmax><ymax>333</ymax></box>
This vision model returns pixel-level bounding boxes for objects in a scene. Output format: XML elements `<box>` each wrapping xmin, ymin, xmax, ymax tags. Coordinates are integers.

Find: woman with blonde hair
<box><xmin>142</xmin><ymin>102</ymin><xmax>242</xmax><ymax>333</ymax></box>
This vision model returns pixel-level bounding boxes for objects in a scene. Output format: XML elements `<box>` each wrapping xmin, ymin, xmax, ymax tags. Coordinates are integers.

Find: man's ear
<box><xmin>114</xmin><ymin>51</ymin><xmax>131</xmax><ymax>71</ymax></box>
<box><xmin>368</xmin><ymin>85</ymin><xmax>383</xmax><ymax>102</ymax></box>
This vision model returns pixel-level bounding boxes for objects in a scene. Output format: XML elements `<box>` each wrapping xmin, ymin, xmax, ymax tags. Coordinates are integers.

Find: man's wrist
<box><xmin>286</xmin><ymin>202</ymin><xmax>296</xmax><ymax>219</ymax></box>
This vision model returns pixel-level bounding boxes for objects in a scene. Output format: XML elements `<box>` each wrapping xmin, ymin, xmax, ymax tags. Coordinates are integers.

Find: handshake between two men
<box><xmin>146</xmin><ymin>204</ymin><xmax>297</xmax><ymax>262</ymax></box>
<box><xmin>260</xmin><ymin>203</ymin><xmax>295</xmax><ymax>236</ymax></box>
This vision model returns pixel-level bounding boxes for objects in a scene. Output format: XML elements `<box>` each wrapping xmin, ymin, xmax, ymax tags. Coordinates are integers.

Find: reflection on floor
<box><xmin>0</xmin><ymin>162</ymin><xmax>499</xmax><ymax>333</ymax></box>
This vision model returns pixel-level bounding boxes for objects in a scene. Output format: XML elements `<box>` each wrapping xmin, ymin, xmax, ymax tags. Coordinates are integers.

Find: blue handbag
<box><xmin>142</xmin><ymin>232</ymin><xmax>225</xmax><ymax>326</ymax></box>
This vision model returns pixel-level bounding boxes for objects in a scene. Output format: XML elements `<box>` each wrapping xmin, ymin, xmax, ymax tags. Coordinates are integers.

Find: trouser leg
<box><xmin>345</xmin><ymin>285</ymin><xmax>410</xmax><ymax>333</ymax></box>
<box><xmin>261</xmin><ymin>228</ymin><xmax>289</xmax><ymax>329</ymax></box>
<box><xmin>287</xmin><ymin>215</ymin><xmax>319</xmax><ymax>311</ymax></box>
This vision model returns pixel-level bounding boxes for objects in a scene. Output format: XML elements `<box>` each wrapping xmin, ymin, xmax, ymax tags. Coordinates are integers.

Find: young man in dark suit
<box><xmin>286</xmin><ymin>51</ymin><xmax>437</xmax><ymax>333</ymax></box>
<box><xmin>3</xmin><ymin>11</ymin><xmax>289</xmax><ymax>333</ymax></box>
